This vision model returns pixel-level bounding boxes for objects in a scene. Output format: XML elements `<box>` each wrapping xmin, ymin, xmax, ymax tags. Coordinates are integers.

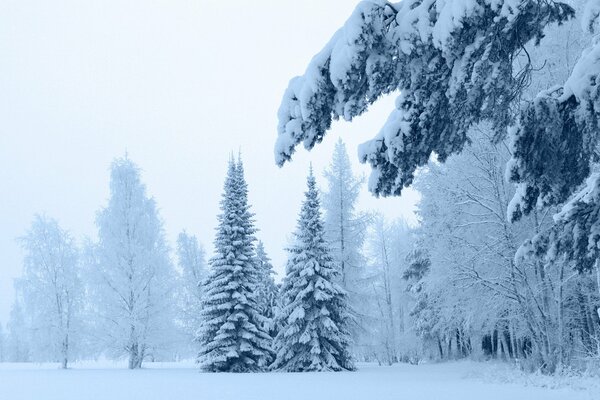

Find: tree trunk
<box><xmin>128</xmin><ymin>342</ymin><xmax>139</xmax><ymax>369</ymax></box>
<box><xmin>61</xmin><ymin>334</ymin><xmax>69</xmax><ymax>369</ymax></box>
<box><xmin>437</xmin><ymin>337</ymin><xmax>444</xmax><ymax>360</ymax></box>
<box><xmin>500</xmin><ymin>331</ymin><xmax>510</xmax><ymax>361</ymax></box>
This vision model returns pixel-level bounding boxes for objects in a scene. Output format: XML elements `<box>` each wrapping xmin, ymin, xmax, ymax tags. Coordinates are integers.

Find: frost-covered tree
<box><xmin>323</xmin><ymin>139</ymin><xmax>369</xmax><ymax>288</ymax></box>
<box><xmin>322</xmin><ymin>139</ymin><xmax>372</xmax><ymax>356</ymax></box>
<box><xmin>176</xmin><ymin>231</ymin><xmax>207</xmax><ymax>353</ymax></box>
<box><xmin>6</xmin><ymin>297</ymin><xmax>29</xmax><ymax>362</ymax></box>
<box><xmin>364</xmin><ymin>216</ymin><xmax>417</xmax><ymax>364</ymax></box>
<box><xmin>196</xmin><ymin>157</ymin><xmax>273</xmax><ymax>372</ymax></box>
<box><xmin>412</xmin><ymin>135</ymin><xmax>524</xmax><ymax>362</ymax></box>
<box><xmin>89</xmin><ymin>156</ymin><xmax>177</xmax><ymax>369</ymax></box>
<box><xmin>18</xmin><ymin>215</ymin><xmax>81</xmax><ymax>368</ymax></box>
<box><xmin>255</xmin><ymin>241</ymin><xmax>279</xmax><ymax>337</ymax></box>
<box><xmin>412</xmin><ymin>125</ymin><xmax>600</xmax><ymax>372</ymax></box>
<box><xmin>272</xmin><ymin>169</ymin><xmax>354</xmax><ymax>372</ymax></box>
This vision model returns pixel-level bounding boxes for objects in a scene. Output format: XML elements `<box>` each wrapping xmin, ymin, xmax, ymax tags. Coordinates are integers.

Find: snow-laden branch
<box><xmin>276</xmin><ymin>0</ymin><xmax>573</xmax><ymax>196</ymax></box>
<box><xmin>508</xmin><ymin>37</ymin><xmax>600</xmax><ymax>221</ymax></box>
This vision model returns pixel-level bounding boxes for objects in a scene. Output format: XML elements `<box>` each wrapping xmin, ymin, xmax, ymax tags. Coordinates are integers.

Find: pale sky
<box><xmin>0</xmin><ymin>0</ymin><xmax>419</xmax><ymax>324</ymax></box>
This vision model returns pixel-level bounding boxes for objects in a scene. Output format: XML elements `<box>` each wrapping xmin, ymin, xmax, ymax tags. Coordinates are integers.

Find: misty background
<box><xmin>0</xmin><ymin>0</ymin><xmax>418</xmax><ymax>324</ymax></box>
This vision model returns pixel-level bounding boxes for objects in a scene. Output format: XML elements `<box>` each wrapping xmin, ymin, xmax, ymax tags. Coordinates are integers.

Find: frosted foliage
<box><xmin>412</xmin><ymin>126</ymin><xmax>591</xmax><ymax>373</ymax></box>
<box><xmin>364</xmin><ymin>217</ymin><xmax>417</xmax><ymax>365</ymax></box>
<box><xmin>322</xmin><ymin>140</ymin><xmax>375</xmax><ymax>358</ymax></box>
<box><xmin>322</xmin><ymin>139</ymin><xmax>367</xmax><ymax>290</ymax></box>
<box><xmin>18</xmin><ymin>216</ymin><xmax>81</xmax><ymax>368</ymax></box>
<box><xmin>196</xmin><ymin>158</ymin><xmax>273</xmax><ymax>372</ymax></box>
<box><xmin>6</xmin><ymin>300</ymin><xmax>29</xmax><ymax>362</ymax></box>
<box><xmin>275</xmin><ymin>0</ymin><xmax>573</xmax><ymax>196</ymax></box>
<box><xmin>272</xmin><ymin>171</ymin><xmax>354</xmax><ymax>372</ymax></box>
<box><xmin>582</xmin><ymin>0</ymin><xmax>600</xmax><ymax>32</ymax></box>
<box><xmin>322</xmin><ymin>140</ymin><xmax>370</xmax><ymax>351</ymax></box>
<box><xmin>176</xmin><ymin>231</ymin><xmax>208</xmax><ymax>348</ymax></box>
<box><xmin>91</xmin><ymin>157</ymin><xmax>177</xmax><ymax>369</ymax></box>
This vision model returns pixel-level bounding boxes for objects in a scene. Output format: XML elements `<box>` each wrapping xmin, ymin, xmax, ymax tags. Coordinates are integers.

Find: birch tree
<box><xmin>176</xmin><ymin>231</ymin><xmax>207</xmax><ymax>352</ymax></box>
<box><xmin>415</xmin><ymin>126</ymin><xmax>598</xmax><ymax>372</ymax></box>
<box><xmin>89</xmin><ymin>156</ymin><xmax>177</xmax><ymax>369</ymax></box>
<box><xmin>18</xmin><ymin>215</ymin><xmax>81</xmax><ymax>368</ymax></box>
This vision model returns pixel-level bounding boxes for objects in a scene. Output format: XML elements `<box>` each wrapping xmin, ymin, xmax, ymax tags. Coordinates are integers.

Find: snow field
<box><xmin>0</xmin><ymin>361</ymin><xmax>595</xmax><ymax>400</ymax></box>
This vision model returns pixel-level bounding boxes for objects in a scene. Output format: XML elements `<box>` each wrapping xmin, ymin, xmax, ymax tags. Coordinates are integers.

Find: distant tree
<box><xmin>365</xmin><ymin>216</ymin><xmax>415</xmax><ymax>364</ymax></box>
<box><xmin>322</xmin><ymin>139</ymin><xmax>371</xmax><ymax>353</ymax></box>
<box><xmin>6</xmin><ymin>298</ymin><xmax>29</xmax><ymax>362</ymax></box>
<box><xmin>272</xmin><ymin>169</ymin><xmax>354</xmax><ymax>372</ymax></box>
<box><xmin>89</xmin><ymin>156</ymin><xmax>177</xmax><ymax>369</ymax></box>
<box><xmin>196</xmin><ymin>157</ymin><xmax>273</xmax><ymax>372</ymax></box>
<box><xmin>322</xmin><ymin>139</ymin><xmax>368</xmax><ymax>287</ymax></box>
<box><xmin>255</xmin><ymin>241</ymin><xmax>279</xmax><ymax>337</ymax></box>
<box><xmin>0</xmin><ymin>323</ymin><xmax>4</xmax><ymax>362</ymax></box>
<box><xmin>176</xmin><ymin>231</ymin><xmax>207</xmax><ymax>351</ymax></box>
<box><xmin>18</xmin><ymin>215</ymin><xmax>81</xmax><ymax>368</ymax></box>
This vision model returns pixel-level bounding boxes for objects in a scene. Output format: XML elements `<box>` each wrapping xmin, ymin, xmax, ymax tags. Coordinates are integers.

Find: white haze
<box><xmin>0</xmin><ymin>0</ymin><xmax>419</xmax><ymax>324</ymax></box>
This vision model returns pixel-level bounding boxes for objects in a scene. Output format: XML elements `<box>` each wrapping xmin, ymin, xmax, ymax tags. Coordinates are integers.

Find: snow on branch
<box><xmin>508</xmin><ymin>16</ymin><xmax>600</xmax><ymax>222</ymax></box>
<box><xmin>515</xmin><ymin>172</ymin><xmax>600</xmax><ymax>273</ymax></box>
<box><xmin>275</xmin><ymin>0</ymin><xmax>573</xmax><ymax>196</ymax></box>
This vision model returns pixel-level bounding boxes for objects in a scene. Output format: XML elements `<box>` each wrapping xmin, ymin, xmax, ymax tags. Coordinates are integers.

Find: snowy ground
<box><xmin>0</xmin><ymin>360</ymin><xmax>597</xmax><ymax>400</ymax></box>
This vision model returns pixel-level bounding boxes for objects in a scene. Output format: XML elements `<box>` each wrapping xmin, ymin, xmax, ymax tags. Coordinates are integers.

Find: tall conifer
<box><xmin>272</xmin><ymin>169</ymin><xmax>354</xmax><ymax>372</ymax></box>
<box><xmin>197</xmin><ymin>156</ymin><xmax>272</xmax><ymax>372</ymax></box>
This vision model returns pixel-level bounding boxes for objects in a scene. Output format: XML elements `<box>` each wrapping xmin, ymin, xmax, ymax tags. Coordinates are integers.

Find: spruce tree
<box><xmin>197</xmin><ymin>156</ymin><xmax>273</xmax><ymax>372</ymax></box>
<box><xmin>272</xmin><ymin>169</ymin><xmax>354</xmax><ymax>372</ymax></box>
<box><xmin>255</xmin><ymin>241</ymin><xmax>279</xmax><ymax>337</ymax></box>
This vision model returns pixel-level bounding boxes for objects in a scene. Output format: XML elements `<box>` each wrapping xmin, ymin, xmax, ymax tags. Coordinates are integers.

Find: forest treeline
<box><xmin>2</xmin><ymin>134</ymin><xmax>599</xmax><ymax>374</ymax></box>
<box><xmin>271</xmin><ymin>0</ymin><xmax>600</xmax><ymax>375</ymax></box>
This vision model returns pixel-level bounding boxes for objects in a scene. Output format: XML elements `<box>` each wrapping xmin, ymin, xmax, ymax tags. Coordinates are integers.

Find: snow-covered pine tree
<box><xmin>272</xmin><ymin>169</ymin><xmax>354</xmax><ymax>372</ymax></box>
<box><xmin>255</xmin><ymin>241</ymin><xmax>279</xmax><ymax>337</ymax></box>
<box><xmin>197</xmin><ymin>156</ymin><xmax>273</xmax><ymax>372</ymax></box>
